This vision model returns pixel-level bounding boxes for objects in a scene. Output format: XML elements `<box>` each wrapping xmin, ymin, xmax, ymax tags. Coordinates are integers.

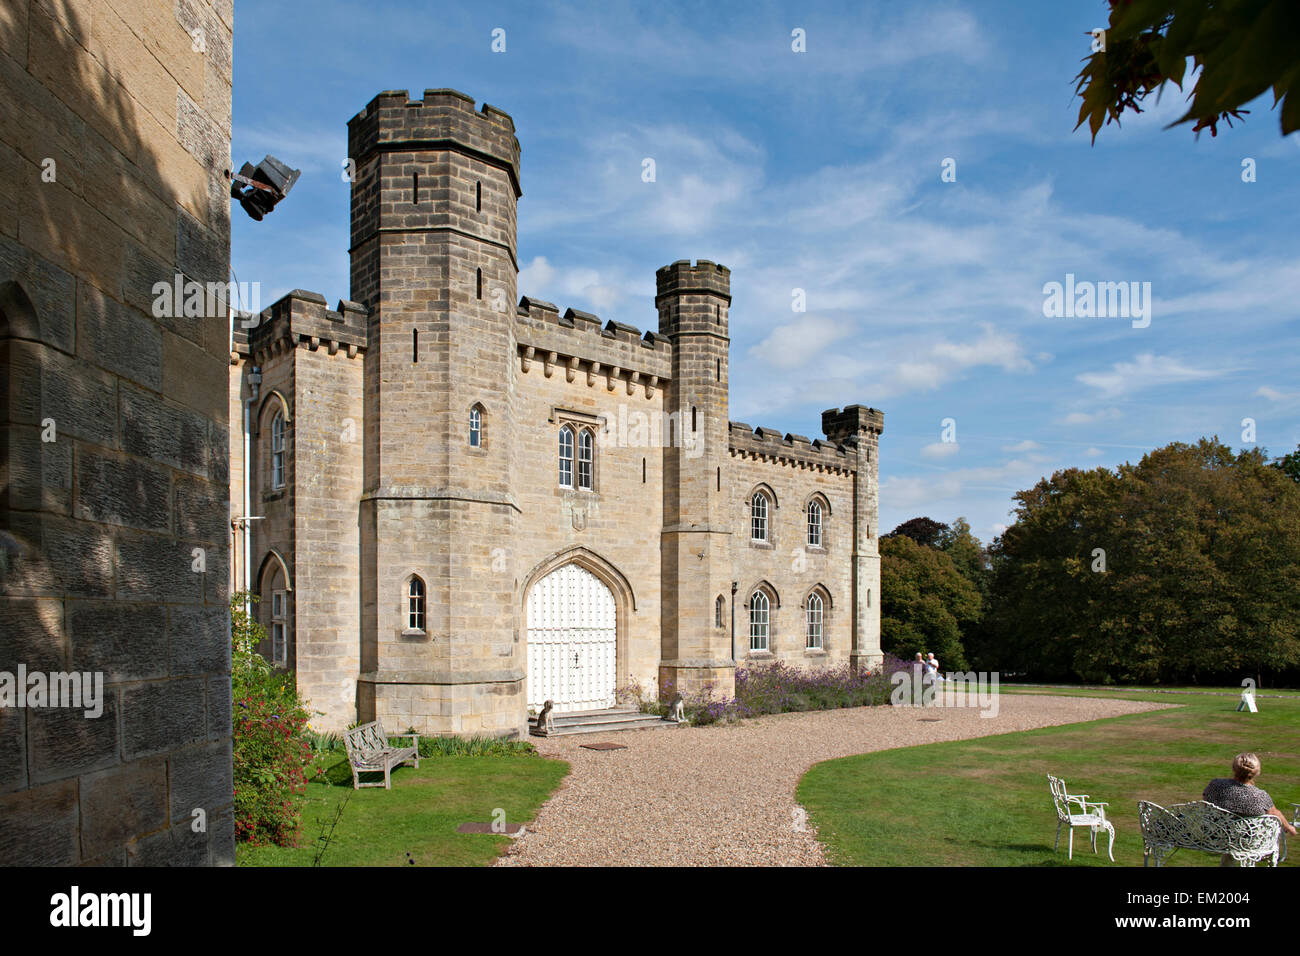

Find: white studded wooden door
<box><xmin>527</xmin><ymin>564</ymin><xmax>616</xmax><ymax>713</ymax></box>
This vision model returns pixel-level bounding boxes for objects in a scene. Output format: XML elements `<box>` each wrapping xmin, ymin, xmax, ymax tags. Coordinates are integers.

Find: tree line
<box><xmin>880</xmin><ymin>438</ymin><xmax>1300</xmax><ymax>686</ymax></box>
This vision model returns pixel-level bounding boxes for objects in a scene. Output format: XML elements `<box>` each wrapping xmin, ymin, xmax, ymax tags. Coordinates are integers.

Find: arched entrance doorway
<box><xmin>526</xmin><ymin>563</ymin><xmax>616</xmax><ymax>713</ymax></box>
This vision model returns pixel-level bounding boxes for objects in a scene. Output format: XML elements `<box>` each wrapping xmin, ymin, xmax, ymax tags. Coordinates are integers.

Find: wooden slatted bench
<box><xmin>343</xmin><ymin>720</ymin><xmax>420</xmax><ymax>790</ymax></box>
<box><xmin>1138</xmin><ymin>799</ymin><xmax>1282</xmax><ymax>867</ymax></box>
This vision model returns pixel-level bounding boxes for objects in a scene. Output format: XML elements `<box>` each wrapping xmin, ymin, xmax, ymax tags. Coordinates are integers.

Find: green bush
<box><xmin>674</xmin><ymin>658</ymin><xmax>905</xmax><ymax>725</ymax></box>
<box><xmin>405</xmin><ymin>732</ymin><xmax>537</xmax><ymax>758</ymax></box>
<box><xmin>231</xmin><ymin>592</ymin><xmax>320</xmax><ymax>845</ymax></box>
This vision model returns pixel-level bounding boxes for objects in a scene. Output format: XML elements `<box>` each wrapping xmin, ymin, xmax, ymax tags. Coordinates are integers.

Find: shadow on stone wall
<box><xmin>1</xmin><ymin>0</ymin><xmax>233</xmax><ymax>865</ymax></box>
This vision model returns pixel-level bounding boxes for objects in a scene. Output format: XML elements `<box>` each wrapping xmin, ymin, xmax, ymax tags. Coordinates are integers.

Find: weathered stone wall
<box><xmin>657</xmin><ymin>260</ymin><xmax>736</xmax><ymax>700</ymax></box>
<box><xmin>289</xmin><ymin>307</ymin><xmax>364</xmax><ymax>729</ymax></box>
<box><xmin>822</xmin><ymin>405</ymin><xmax>885</xmax><ymax>667</ymax></box>
<box><xmin>245</xmin><ymin>326</ymin><xmax>294</xmax><ymax>669</ymax></box>
<box><xmin>511</xmin><ymin>302</ymin><xmax>668</xmax><ymax>703</ymax></box>
<box><xmin>234</xmin><ymin>290</ymin><xmax>366</xmax><ymax>730</ymax></box>
<box><xmin>0</xmin><ymin>0</ymin><xmax>234</xmax><ymax>865</ymax></box>
<box><xmin>725</xmin><ymin>427</ymin><xmax>856</xmax><ymax>664</ymax></box>
<box><xmin>349</xmin><ymin>91</ymin><xmax>526</xmax><ymax>738</ymax></box>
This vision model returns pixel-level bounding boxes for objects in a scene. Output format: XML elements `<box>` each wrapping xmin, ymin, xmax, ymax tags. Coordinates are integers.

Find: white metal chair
<box><xmin>1047</xmin><ymin>774</ymin><xmax>1115</xmax><ymax>862</ymax></box>
<box><xmin>1138</xmin><ymin>800</ymin><xmax>1281</xmax><ymax>867</ymax></box>
<box><xmin>1282</xmin><ymin>804</ymin><xmax>1299</xmax><ymax>864</ymax></box>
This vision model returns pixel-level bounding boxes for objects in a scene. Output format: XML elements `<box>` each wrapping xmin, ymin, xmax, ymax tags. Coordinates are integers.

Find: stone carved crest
<box><xmin>571</xmin><ymin>506</ymin><xmax>587</xmax><ymax>531</ymax></box>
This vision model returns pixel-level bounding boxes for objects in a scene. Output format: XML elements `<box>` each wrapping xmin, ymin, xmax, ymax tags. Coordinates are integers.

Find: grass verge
<box><xmin>797</xmin><ymin>688</ymin><xmax>1300</xmax><ymax>866</ymax></box>
<box><xmin>237</xmin><ymin>750</ymin><xmax>569</xmax><ymax>867</ymax></box>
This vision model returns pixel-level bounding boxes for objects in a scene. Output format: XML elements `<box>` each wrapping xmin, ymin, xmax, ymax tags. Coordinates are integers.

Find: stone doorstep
<box><xmin>528</xmin><ymin>707</ymin><xmax>684</xmax><ymax>737</ymax></box>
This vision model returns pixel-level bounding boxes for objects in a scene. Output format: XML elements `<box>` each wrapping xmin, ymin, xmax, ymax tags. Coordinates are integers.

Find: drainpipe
<box><xmin>730</xmin><ymin>581</ymin><xmax>737</xmax><ymax>663</ymax></box>
<box><xmin>242</xmin><ymin>365</ymin><xmax>262</xmax><ymax>612</ymax></box>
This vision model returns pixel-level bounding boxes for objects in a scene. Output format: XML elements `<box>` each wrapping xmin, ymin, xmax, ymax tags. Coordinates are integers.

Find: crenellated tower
<box><xmin>347</xmin><ymin>89</ymin><xmax>525</xmax><ymax>737</ymax></box>
<box><xmin>657</xmin><ymin>260</ymin><xmax>736</xmax><ymax>700</ymax></box>
<box><xmin>822</xmin><ymin>405</ymin><xmax>885</xmax><ymax>670</ymax></box>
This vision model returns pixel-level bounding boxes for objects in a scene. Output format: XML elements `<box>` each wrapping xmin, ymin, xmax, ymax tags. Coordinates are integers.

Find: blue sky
<box><xmin>231</xmin><ymin>1</ymin><xmax>1300</xmax><ymax>544</ymax></box>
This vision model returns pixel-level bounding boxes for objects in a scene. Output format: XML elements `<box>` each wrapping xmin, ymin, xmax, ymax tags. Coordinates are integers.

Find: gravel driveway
<box><xmin>496</xmin><ymin>693</ymin><xmax>1168</xmax><ymax>866</ymax></box>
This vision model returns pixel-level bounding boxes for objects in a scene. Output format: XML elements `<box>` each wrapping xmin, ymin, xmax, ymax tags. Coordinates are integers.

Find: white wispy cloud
<box><xmin>1076</xmin><ymin>353</ymin><xmax>1224</xmax><ymax>398</ymax></box>
<box><xmin>1057</xmin><ymin>408</ymin><xmax>1123</xmax><ymax>426</ymax></box>
<box><xmin>537</xmin><ymin>3</ymin><xmax>992</xmax><ymax>84</ymax></box>
<box><xmin>749</xmin><ymin>315</ymin><xmax>854</xmax><ymax>370</ymax></box>
<box><xmin>1255</xmin><ymin>385</ymin><xmax>1299</xmax><ymax>403</ymax></box>
<box><xmin>518</xmin><ymin>255</ymin><xmax>633</xmax><ymax>315</ymax></box>
<box><xmin>920</xmin><ymin>442</ymin><xmax>961</xmax><ymax>460</ymax></box>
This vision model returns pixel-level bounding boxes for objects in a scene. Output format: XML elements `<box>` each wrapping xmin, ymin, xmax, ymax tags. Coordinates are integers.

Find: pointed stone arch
<box><xmin>747</xmin><ymin>481</ymin><xmax>779</xmax><ymax>510</ymax></box>
<box><xmin>0</xmin><ymin>280</ymin><xmax>61</xmax><ymax>598</ymax></box>
<box><xmin>802</xmin><ymin>583</ymin><xmax>833</xmax><ymax>653</ymax></box>
<box><xmin>256</xmin><ymin>547</ymin><xmax>292</xmax><ymax>592</ymax></box>
<box><xmin>745</xmin><ymin>578</ymin><xmax>781</xmax><ymax>608</ymax></box>
<box><xmin>803</xmin><ymin>582</ymin><xmax>833</xmax><ymax>610</ymax></box>
<box><xmin>521</xmin><ymin>547</ymin><xmax>636</xmax><ymax>708</ymax></box>
<box><xmin>255</xmin><ymin>389</ymin><xmax>291</xmax><ymax>436</ymax></box>
<box><xmin>0</xmin><ymin>280</ymin><xmax>41</xmax><ymax>342</ymax></box>
<box><xmin>744</xmin><ymin>580</ymin><xmax>780</xmax><ymax>655</ymax></box>
<box><xmin>803</xmin><ymin>491</ymin><xmax>831</xmax><ymax>516</ymax></box>
<box><xmin>521</xmin><ymin>545</ymin><xmax>636</xmax><ymax>613</ymax></box>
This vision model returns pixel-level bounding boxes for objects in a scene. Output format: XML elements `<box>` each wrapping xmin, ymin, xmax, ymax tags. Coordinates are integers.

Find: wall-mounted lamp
<box><xmin>228</xmin><ymin>155</ymin><xmax>300</xmax><ymax>221</ymax></box>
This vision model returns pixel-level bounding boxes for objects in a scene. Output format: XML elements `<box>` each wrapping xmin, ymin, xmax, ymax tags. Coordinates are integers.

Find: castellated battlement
<box><xmin>516</xmin><ymin>296</ymin><xmax>672</xmax><ymax>394</ymax></box>
<box><xmin>822</xmin><ymin>404</ymin><xmax>885</xmax><ymax>444</ymax></box>
<box><xmin>728</xmin><ymin>421</ymin><xmax>854</xmax><ymax>473</ymax></box>
<box><xmin>655</xmin><ymin>259</ymin><xmax>731</xmax><ymax>339</ymax></box>
<box><xmin>347</xmin><ymin>89</ymin><xmax>522</xmax><ymax>198</ymax></box>
<box><xmin>655</xmin><ymin>259</ymin><xmax>732</xmax><ymax>301</ymax></box>
<box><xmin>232</xmin><ymin>289</ymin><xmax>368</xmax><ymax>364</ymax></box>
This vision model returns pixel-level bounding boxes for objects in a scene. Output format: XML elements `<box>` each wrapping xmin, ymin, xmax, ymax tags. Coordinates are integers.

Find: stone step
<box><xmin>549</xmin><ymin>709</ymin><xmax>656</xmax><ymax>726</ymax></box>
<box><xmin>528</xmin><ymin>708</ymin><xmax>682</xmax><ymax>736</ymax></box>
<box><xmin>531</xmin><ymin>717</ymin><xmax>682</xmax><ymax>736</ymax></box>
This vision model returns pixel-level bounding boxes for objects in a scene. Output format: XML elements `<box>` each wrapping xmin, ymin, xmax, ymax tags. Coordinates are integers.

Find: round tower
<box><xmin>347</xmin><ymin>89</ymin><xmax>525</xmax><ymax>737</ymax></box>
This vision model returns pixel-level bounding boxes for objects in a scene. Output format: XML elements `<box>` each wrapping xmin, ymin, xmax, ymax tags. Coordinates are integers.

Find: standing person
<box><xmin>927</xmin><ymin>652</ymin><xmax>944</xmax><ymax>682</ymax></box>
<box><xmin>913</xmin><ymin>653</ymin><xmax>927</xmax><ymax>706</ymax></box>
<box><xmin>919</xmin><ymin>652</ymin><xmax>937</xmax><ymax>704</ymax></box>
<box><xmin>1203</xmin><ymin>753</ymin><xmax>1297</xmax><ymax>864</ymax></box>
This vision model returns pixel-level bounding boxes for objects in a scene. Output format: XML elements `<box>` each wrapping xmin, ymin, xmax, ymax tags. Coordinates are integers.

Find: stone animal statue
<box><xmin>669</xmin><ymin>696</ymin><xmax>685</xmax><ymax>723</ymax></box>
<box><xmin>537</xmin><ymin>699</ymin><xmax>555</xmax><ymax>735</ymax></box>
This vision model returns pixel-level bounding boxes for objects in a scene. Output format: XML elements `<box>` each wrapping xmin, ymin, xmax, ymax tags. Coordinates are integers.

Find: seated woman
<box><xmin>1203</xmin><ymin>752</ymin><xmax>1297</xmax><ymax>841</ymax></box>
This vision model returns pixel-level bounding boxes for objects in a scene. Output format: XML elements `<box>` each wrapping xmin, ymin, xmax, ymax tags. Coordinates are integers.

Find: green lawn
<box><xmin>1005</xmin><ymin>683</ymin><xmax>1300</xmax><ymax>698</ymax></box>
<box><xmin>238</xmin><ymin>751</ymin><xmax>569</xmax><ymax>867</ymax></box>
<box><xmin>797</xmin><ymin>688</ymin><xmax>1300</xmax><ymax>866</ymax></box>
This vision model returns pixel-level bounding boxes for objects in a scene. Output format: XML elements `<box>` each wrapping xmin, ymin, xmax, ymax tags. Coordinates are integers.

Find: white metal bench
<box><xmin>1047</xmin><ymin>774</ymin><xmax>1115</xmax><ymax>861</ymax></box>
<box><xmin>1138</xmin><ymin>800</ymin><xmax>1282</xmax><ymax>867</ymax></box>
<box><xmin>343</xmin><ymin>721</ymin><xmax>420</xmax><ymax>790</ymax></box>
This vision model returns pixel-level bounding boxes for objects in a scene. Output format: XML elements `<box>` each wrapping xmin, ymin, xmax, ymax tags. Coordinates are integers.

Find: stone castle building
<box><xmin>230</xmin><ymin>89</ymin><xmax>884</xmax><ymax>739</ymax></box>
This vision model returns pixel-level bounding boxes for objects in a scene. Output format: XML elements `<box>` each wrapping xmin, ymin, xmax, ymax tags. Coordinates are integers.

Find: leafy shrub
<box><xmin>406</xmin><ymin>732</ymin><xmax>537</xmax><ymax>758</ymax></box>
<box><xmin>616</xmin><ymin>678</ymin><xmax>668</xmax><ymax>716</ymax></box>
<box><xmin>231</xmin><ymin>592</ymin><xmax>320</xmax><ymax>845</ymax></box>
<box><xmin>680</xmin><ymin>655</ymin><xmax>909</xmax><ymax>726</ymax></box>
<box><xmin>305</xmin><ymin>729</ymin><xmax>342</xmax><ymax>754</ymax></box>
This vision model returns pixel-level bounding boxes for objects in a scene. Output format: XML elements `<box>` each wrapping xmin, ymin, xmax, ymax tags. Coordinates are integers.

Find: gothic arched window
<box><xmin>751</xmin><ymin>492</ymin><xmax>769</xmax><ymax>542</ymax></box>
<box><xmin>470</xmin><ymin>404</ymin><xmax>483</xmax><ymax>447</ymax></box>
<box><xmin>806</xmin><ymin>592</ymin><xmax>824</xmax><ymax>649</ymax></box>
<box><xmin>807</xmin><ymin>499</ymin><xmax>823</xmax><ymax>548</ymax></box>
<box><xmin>558</xmin><ymin>426</ymin><xmax>575</xmax><ymax>488</ymax></box>
<box><xmin>577</xmin><ymin>428</ymin><xmax>594</xmax><ymax>490</ymax></box>
<box><xmin>749</xmin><ymin>590</ymin><xmax>770</xmax><ymax>651</ymax></box>
<box><xmin>408</xmin><ymin>576</ymin><xmax>426</xmax><ymax>632</ymax></box>
<box><xmin>270</xmin><ymin>412</ymin><xmax>286</xmax><ymax>490</ymax></box>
